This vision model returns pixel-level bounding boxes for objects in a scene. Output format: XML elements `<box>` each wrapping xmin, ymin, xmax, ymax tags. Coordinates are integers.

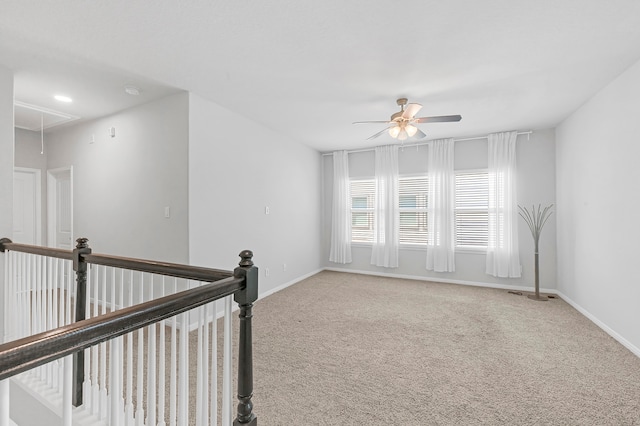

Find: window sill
<box><xmin>455</xmin><ymin>247</ymin><xmax>487</xmax><ymax>255</ymax></box>
<box><xmin>350</xmin><ymin>243</ymin><xmax>487</xmax><ymax>255</ymax></box>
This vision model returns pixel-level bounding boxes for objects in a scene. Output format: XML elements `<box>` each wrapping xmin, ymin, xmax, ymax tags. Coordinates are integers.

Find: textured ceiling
<box><xmin>2</xmin><ymin>0</ymin><xmax>640</xmax><ymax>151</ymax></box>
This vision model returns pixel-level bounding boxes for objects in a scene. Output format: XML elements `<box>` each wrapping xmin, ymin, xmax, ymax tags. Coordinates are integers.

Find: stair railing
<box><xmin>0</xmin><ymin>237</ymin><xmax>258</xmax><ymax>426</ymax></box>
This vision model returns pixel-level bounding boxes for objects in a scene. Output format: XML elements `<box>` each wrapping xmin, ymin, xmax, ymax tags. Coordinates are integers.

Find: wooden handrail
<box><xmin>82</xmin><ymin>253</ymin><xmax>232</xmax><ymax>282</ymax></box>
<box><xmin>0</xmin><ymin>275</ymin><xmax>244</xmax><ymax>381</ymax></box>
<box><xmin>0</xmin><ymin>239</ymin><xmax>232</xmax><ymax>282</ymax></box>
<box><xmin>0</xmin><ymin>240</ymin><xmax>72</xmax><ymax>260</ymax></box>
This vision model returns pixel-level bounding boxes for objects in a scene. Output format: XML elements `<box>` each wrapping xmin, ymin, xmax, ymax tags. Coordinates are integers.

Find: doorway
<box><xmin>13</xmin><ymin>167</ymin><xmax>42</xmax><ymax>245</ymax></box>
<box><xmin>47</xmin><ymin>166</ymin><xmax>73</xmax><ymax>249</ymax></box>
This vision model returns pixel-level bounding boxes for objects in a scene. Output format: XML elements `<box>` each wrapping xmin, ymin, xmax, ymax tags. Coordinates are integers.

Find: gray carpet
<box><xmin>246</xmin><ymin>271</ymin><xmax>640</xmax><ymax>425</ymax></box>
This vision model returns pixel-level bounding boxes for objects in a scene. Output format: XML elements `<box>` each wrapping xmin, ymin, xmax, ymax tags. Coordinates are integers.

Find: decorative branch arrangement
<box><xmin>518</xmin><ymin>204</ymin><xmax>553</xmax><ymax>301</ymax></box>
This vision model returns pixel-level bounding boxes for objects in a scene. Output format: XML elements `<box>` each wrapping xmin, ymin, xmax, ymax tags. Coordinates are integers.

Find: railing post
<box><xmin>72</xmin><ymin>237</ymin><xmax>91</xmax><ymax>407</ymax></box>
<box><xmin>233</xmin><ymin>250</ymin><xmax>258</xmax><ymax>426</ymax></box>
<box><xmin>0</xmin><ymin>238</ymin><xmax>10</xmax><ymax>252</ymax></box>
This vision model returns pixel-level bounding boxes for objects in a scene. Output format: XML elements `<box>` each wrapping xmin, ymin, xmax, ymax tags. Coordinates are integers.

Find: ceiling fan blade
<box><xmin>414</xmin><ymin>115</ymin><xmax>462</xmax><ymax>123</ymax></box>
<box><xmin>402</xmin><ymin>103</ymin><xmax>422</xmax><ymax>119</ymax></box>
<box><xmin>366</xmin><ymin>126</ymin><xmax>391</xmax><ymax>140</ymax></box>
<box><xmin>414</xmin><ymin>128</ymin><xmax>426</xmax><ymax>139</ymax></box>
<box><xmin>353</xmin><ymin>120</ymin><xmax>390</xmax><ymax>124</ymax></box>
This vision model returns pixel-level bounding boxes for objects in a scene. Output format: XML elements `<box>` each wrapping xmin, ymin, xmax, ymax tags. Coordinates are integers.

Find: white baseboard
<box><xmin>323</xmin><ymin>267</ymin><xmax>557</xmax><ymax>294</ymax></box>
<box><xmin>555</xmin><ymin>291</ymin><xmax>640</xmax><ymax>359</ymax></box>
<box><xmin>258</xmin><ymin>268</ymin><xmax>324</xmax><ymax>300</ymax></box>
<box><xmin>186</xmin><ymin>268</ymin><xmax>325</xmax><ymax>330</ymax></box>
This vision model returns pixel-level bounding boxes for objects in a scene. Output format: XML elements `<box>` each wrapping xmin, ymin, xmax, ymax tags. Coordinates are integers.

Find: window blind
<box><xmin>399</xmin><ymin>176</ymin><xmax>428</xmax><ymax>245</ymax></box>
<box><xmin>455</xmin><ymin>171</ymin><xmax>489</xmax><ymax>248</ymax></box>
<box><xmin>350</xmin><ymin>179</ymin><xmax>375</xmax><ymax>243</ymax></box>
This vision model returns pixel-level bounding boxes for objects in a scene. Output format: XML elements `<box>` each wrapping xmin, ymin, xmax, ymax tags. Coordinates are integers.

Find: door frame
<box><xmin>47</xmin><ymin>166</ymin><xmax>73</xmax><ymax>249</ymax></box>
<box><xmin>14</xmin><ymin>166</ymin><xmax>42</xmax><ymax>245</ymax></box>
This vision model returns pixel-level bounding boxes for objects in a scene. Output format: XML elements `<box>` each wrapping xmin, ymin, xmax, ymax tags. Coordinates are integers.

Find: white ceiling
<box><xmin>2</xmin><ymin>0</ymin><xmax>640</xmax><ymax>152</ymax></box>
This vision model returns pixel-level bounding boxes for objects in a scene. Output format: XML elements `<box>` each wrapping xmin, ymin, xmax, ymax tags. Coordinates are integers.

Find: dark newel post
<box><xmin>233</xmin><ymin>250</ymin><xmax>258</xmax><ymax>426</ymax></box>
<box><xmin>0</xmin><ymin>238</ymin><xmax>12</xmax><ymax>252</ymax></box>
<box><xmin>72</xmin><ymin>237</ymin><xmax>91</xmax><ymax>407</ymax></box>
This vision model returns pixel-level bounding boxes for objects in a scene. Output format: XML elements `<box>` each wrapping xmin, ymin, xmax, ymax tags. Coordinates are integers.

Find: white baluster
<box><xmin>82</xmin><ymin>264</ymin><xmax>92</xmax><ymax>412</ymax></box>
<box><xmin>148</xmin><ymin>275</ymin><xmax>157</xmax><ymax>426</ymax></box>
<box><xmin>66</xmin><ymin>260</ymin><xmax>72</xmax><ymax>326</ymax></box>
<box><xmin>136</xmin><ymin>272</ymin><xmax>145</xmax><ymax>426</ymax></box>
<box><xmin>158</xmin><ymin>276</ymin><xmax>167</xmax><ymax>426</ymax></box>
<box><xmin>170</xmin><ymin>278</ymin><xmax>178</xmax><ymax>426</ymax></box>
<box><xmin>109</xmin><ymin>268</ymin><xmax>125</xmax><ymax>424</ymax></box>
<box><xmin>91</xmin><ymin>265</ymin><xmax>100</xmax><ymax>414</ymax></box>
<box><xmin>126</xmin><ymin>270</ymin><xmax>135</xmax><ymax>426</ymax></box>
<box><xmin>196</xmin><ymin>302</ymin><xmax>205</xmax><ymax>426</ymax></box>
<box><xmin>100</xmin><ymin>266</ymin><xmax>108</xmax><ymax>419</ymax></box>
<box><xmin>3</xmin><ymin>250</ymin><xmax>11</xmax><ymax>344</ymax></box>
<box><xmin>35</xmin><ymin>254</ymin><xmax>41</xmax><ymax>335</ymax></box>
<box><xmin>222</xmin><ymin>295</ymin><xmax>233</xmax><ymax>426</ymax></box>
<box><xmin>37</xmin><ymin>256</ymin><xmax>46</xmax><ymax>381</ymax></box>
<box><xmin>4</xmin><ymin>251</ymin><xmax>12</xmax><ymax>343</ymax></box>
<box><xmin>25</xmin><ymin>254</ymin><xmax>31</xmax><ymax>337</ymax></box>
<box><xmin>178</xmin><ymin>310</ymin><xmax>189</xmax><ymax>426</ymax></box>
<box><xmin>0</xmin><ymin>379</ymin><xmax>8</xmax><ymax>426</ymax></box>
<box><xmin>63</xmin><ymin>355</ymin><xmax>73</xmax><ymax>426</ymax></box>
<box><xmin>210</xmin><ymin>300</ymin><xmax>218</xmax><ymax>426</ymax></box>
<box><xmin>47</xmin><ymin>257</ymin><xmax>54</xmax><ymax>386</ymax></box>
<box><xmin>27</xmin><ymin>254</ymin><xmax>33</xmax><ymax>337</ymax></box>
<box><xmin>202</xmin><ymin>302</ymin><xmax>210</xmax><ymax>426</ymax></box>
<box><xmin>55</xmin><ymin>259</ymin><xmax>63</xmax><ymax>394</ymax></box>
<box><xmin>110</xmin><ymin>335</ymin><xmax>123</xmax><ymax>425</ymax></box>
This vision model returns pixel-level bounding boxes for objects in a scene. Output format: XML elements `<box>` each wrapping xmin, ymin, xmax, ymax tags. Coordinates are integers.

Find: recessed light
<box><xmin>124</xmin><ymin>85</ymin><xmax>141</xmax><ymax>96</ymax></box>
<box><xmin>54</xmin><ymin>95</ymin><xmax>73</xmax><ymax>103</ymax></box>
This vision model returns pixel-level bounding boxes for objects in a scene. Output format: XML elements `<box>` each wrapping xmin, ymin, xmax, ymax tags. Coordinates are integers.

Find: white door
<box><xmin>13</xmin><ymin>168</ymin><xmax>42</xmax><ymax>244</ymax></box>
<box><xmin>48</xmin><ymin>167</ymin><xmax>73</xmax><ymax>249</ymax></box>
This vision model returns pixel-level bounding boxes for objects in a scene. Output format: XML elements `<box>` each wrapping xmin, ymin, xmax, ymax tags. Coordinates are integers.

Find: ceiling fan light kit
<box><xmin>354</xmin><ymin>98</ymin><xmax>462</xmax><ymax>142</ymax></box>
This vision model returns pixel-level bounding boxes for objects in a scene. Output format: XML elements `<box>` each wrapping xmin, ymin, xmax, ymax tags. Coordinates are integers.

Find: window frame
<box><xmin>398</xmin><ymin>174</ymin><xmax>429</xmax><ymax>248</ymax></box>
<box><xmin>347</xmin><ymin>170</ymin><xmax>491</xmax><ymax>253</ymax></box>
<box><xmin>350</xmin><ymin>177</ymin><xmax>375</xmax><ymax>245</ymax></box>
<box><xmin>454</xmin><ymin>168</ymin><xmax>489</xmax><ymax>253</ymax></box>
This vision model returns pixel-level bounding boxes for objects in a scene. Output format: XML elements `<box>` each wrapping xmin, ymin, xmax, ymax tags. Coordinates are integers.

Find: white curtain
<box><xmin>426</xmin><ymin>138</ymin><xmax>456</xmax><ymax>272</ymax></box>
<box><xmin>371</xmin><ymin>145</ymin><xmax>399</xmax><ymax>268</ymax></box>
<box><xmin>329</xmin><ymin>150</ymin><xmax>352</xmax><ymax>264</ymax></box>
<box><xmin>486</xmin><ymin>131</ymin><xmax>521</xmax><ymax>277</ymax></box>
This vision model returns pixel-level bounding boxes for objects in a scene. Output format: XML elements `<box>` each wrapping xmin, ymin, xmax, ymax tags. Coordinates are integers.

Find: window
<box><xmin>455</xmin><ymin>170</ymin><xmax>489</xmax><ymax>248</ymax></box>
<box><xmin>350</xmin><ymin>172</ymin><xmax>489</xmax><ymax>248</ymax></box>
<box><xmin>350</xmin><ymin>179</ymin><xmax>375</xmax><ymax>243</ymax></box>
<box><xmin>399</xmin><ymin>176</ymin><xmax>428</xmax><ymax>245</ymax></box>
<box><xmin>350</xmin><ymin>176</ymin><xmax>428</xmax><ymax>244</ymax></box>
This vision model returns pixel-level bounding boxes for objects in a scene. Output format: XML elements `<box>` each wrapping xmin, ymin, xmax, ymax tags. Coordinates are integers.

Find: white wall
<box><xmin>15</xmin><ymin>128</ymin><xmax>48</xmax><ymax>241</ymax></box>
<box><xmin>188</xmin><ymin>93</ymin><xmax>323</xmax><ymax>296</ymax></box>
<box><xmin>0</xmin><ymin>65</ymin><xmax>14</xmax><ymax>341</ymax></box>
<box><xmin>45</xmin><ymin>93</ymin><xmax>190</xmax><ymax>263</ymax></box>
<box><xmin>556</xmin><ymin>58</ymin><xmax>640</xmax><ymax>355</ymax></box>
<box><xmin>322</xmin><ymin>129</ymin><xmax>557</xmax><ymax>290</ymax></box>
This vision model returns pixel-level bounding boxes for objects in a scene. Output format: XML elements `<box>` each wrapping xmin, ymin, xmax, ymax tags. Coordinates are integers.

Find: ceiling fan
<box><xmin>353</xmin><ymin>98</ymin><xmax>462</xmax><ymax>141</ymax></box>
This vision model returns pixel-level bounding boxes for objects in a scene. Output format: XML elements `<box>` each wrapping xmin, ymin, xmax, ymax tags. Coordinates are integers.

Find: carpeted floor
<box><xmin>246</xmin><ymin>271</ymin><xmax>640</xmax><ymax>425</ymax></box>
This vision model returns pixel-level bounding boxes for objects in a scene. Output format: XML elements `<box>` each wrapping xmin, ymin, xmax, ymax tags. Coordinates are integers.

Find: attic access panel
<box><xmin>14</xmin><ymin>101</ymin><xmax>79</xmax><ymax>131</ymax></box>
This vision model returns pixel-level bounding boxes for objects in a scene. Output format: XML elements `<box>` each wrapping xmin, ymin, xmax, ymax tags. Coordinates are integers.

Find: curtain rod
<box><xmin>321</xmin><ymin>130</ymin><xmax>533</xmax><ymax>156</ymax></box>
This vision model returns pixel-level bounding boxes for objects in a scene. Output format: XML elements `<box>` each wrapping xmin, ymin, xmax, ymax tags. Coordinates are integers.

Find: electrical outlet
<box><xmin>265</xmin><ymin>268</ymin><xmax>270</xmax><ymax>277</ymax></box>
